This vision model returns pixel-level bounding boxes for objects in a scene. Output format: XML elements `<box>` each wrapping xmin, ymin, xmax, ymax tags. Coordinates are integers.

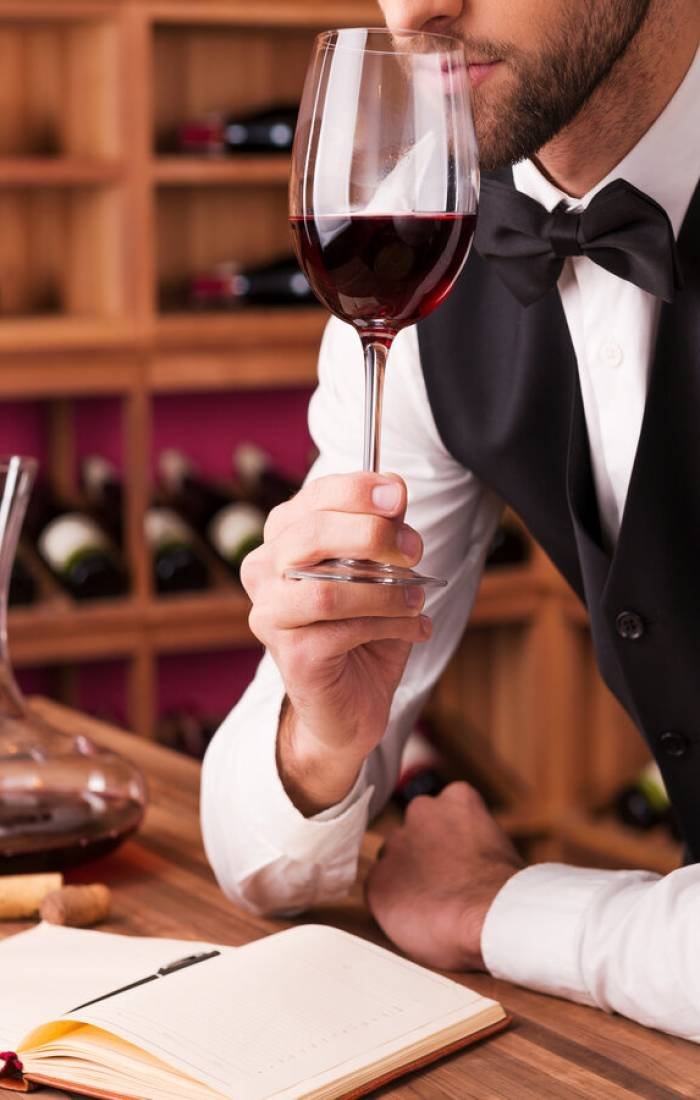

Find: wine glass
<box><xmin>288</xmin><ymin>27</ymin><xmax>478</xmax><ymax>587</ymax></box>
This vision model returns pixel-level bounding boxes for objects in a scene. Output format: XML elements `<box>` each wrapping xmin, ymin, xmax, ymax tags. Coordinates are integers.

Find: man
<box><xmin>202</xmin><ymin>0</ymin><xmax>700</xmax><ymax>1043</ymax></box>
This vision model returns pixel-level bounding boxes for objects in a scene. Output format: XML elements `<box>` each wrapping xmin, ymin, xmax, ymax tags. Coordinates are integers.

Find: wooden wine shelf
<box><xmin>0</xmin><ymin>159</ymin><xmax>124</xmax><ymax>187</ymax></box>
<box><xmin>153</xmin><ymin>156</ymin><xmax>291</xmax><ymax>186</ymax></box>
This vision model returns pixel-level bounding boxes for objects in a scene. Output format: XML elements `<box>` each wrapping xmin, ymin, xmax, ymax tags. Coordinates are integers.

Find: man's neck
<box><xmin>534</xmin><ymin>4</ymin><xmax>700</xmax><ymax>198</ymax></box>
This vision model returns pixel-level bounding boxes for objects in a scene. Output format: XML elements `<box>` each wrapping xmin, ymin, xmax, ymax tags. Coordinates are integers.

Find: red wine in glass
<box><xmin>287</xmin><ymin>27</ymin><xmax>478</xmax><ymax>588</ymax></box>
<box><xmin>289</xmin><ymin>213</ymin><xmax>477</xmax><ymax>343</ymax></box>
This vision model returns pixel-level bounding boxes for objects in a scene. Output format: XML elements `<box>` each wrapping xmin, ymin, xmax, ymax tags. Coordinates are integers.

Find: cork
<box><xmin>0</xmin><ymin>873</ymin><xmax>64</xmax><ymax>920</ymax></box>
<box><xmin>40</xmin><ymin>884</ymin><xmax>111</xmax><ymax>928</ymax></box>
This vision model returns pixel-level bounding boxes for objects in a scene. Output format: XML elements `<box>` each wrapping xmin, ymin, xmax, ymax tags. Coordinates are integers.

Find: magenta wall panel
<box><xmin>158</xmin><ymin>646</ymin><xmax>264</xmax><ymax>721</ymax></box>
<box><xmin>0</xmin><ymin>401</ymin><xmax>48</xmax><ymax>468</ymax></box>
<box><xmin>151</xmin><ymin>388</ymin><xmax>314</xmax><ymax>483</ymax></box>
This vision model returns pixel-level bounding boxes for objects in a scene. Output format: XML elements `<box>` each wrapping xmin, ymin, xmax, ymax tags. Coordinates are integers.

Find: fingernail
<box><xmin>397</xmin><ymin>525</ymin><xmax>421</xmax><ymax>559</ymax></box>
<box><xmin>405</xmin><ymin>586</ymin><xmax>424</xmax><ymax>609</ymax></box>
<box><xmin>371</xmin><ymin>481</ymin><xmax>401</xmax><ymax>512</ymax></box>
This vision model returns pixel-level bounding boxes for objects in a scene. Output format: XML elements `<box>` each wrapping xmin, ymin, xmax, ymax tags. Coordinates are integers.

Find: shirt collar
<box><xmin>513</xmin><ymin>44</ymin><xmax>700</xmax><ymax>237</ymax></box>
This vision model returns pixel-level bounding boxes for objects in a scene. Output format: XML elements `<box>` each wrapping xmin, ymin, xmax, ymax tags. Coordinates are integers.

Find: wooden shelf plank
<box><xmin>470</xmin><ymin>566</ymin><xmax>584</xmax><ymax>626</ymax></box>
<box><xmin>149</xmin><ymin>346</ymin><xmax>318</xmax><ymax>390</ymax></box>
<box><xmin>8</xmin><ymin>589</ymin><xmax>255</xmax><ymax>665</ymax></box>
<box><xmin>156</xmin><ymin>307</ymin><xmax>327</xmax><ymax>348</ymax></box>
<box><xmin>0</xmin><ymin>158</ymin><xmax>124</xmax><ymax>187</ymax></box>
<box><xmin>145</xmin><ymin>589</ymin><xmax>253</xmax><ymax>651</ymax></box>
<box><xmin>0</xmin><ymin>318</ymin><xmax>139</xmax><ymax>356</ymax></box>
<box><xmin>8</xmin><ymin>599</ymin><xmax>143</xmax><ymax>665</ymax></box>
<box><xmin>153</xmin><ymin>156</ymin><xmax>291</xmax><ymax>186</ymax></box>
<box><xmin>558</xmin><ymin>814</ymin><xmax>682</xmax><ymax>875</ymax></box>
<box><xmin>147</xmin><ymin>2</ymin><xmax>381</xmax><ymax>28</ymax></box>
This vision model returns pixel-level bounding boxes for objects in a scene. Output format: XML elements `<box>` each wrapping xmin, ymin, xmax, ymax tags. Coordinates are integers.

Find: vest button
<box><xmin>659</xmin><ymin>731</ymin><xmax>689</xmax><ymax>757</ymax></box>
<box><xmin>616</xmin><ymin>610</ymin><xmax>644</xmax><ymax>640</ymax></box>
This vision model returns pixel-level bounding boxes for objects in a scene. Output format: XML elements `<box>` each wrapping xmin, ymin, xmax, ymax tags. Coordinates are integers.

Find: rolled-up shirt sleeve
<box><xmin>201</xmin><ymin>317</ymin><xmax>502</xmax><ymax>916</ymax></box>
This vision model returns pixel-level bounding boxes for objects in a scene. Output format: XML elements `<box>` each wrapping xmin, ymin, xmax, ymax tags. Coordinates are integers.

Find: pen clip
<box><xmin>158</xmin><ymin>950</ymin><xmax>221</xmax><ymax>976</ymax></box>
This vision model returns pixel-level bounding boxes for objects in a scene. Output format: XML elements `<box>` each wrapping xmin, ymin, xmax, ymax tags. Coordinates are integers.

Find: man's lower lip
<box><xmin>468</xmin><ymin>62</ymin><xmax>500</xmax><ymax>87</ymax></box>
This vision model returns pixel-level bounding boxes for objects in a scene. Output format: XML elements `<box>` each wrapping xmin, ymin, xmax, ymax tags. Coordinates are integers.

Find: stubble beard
<box><xmin>470</xmin><ymin>0</ymin><xmax>653</xmax><ymax>171</ymax></box>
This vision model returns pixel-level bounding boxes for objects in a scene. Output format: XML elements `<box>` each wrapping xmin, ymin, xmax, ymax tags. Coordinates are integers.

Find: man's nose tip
<box><xmin>381</xmin><ymin>1</ymin><xmax>463</xmax><ymax>35</ymax></box>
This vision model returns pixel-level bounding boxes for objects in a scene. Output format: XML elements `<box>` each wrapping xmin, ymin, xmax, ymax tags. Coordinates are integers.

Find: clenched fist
<box><xmin>366</xmin><ymin>783</ymin><xmax>523</xmax><ymax>971</ymax></box>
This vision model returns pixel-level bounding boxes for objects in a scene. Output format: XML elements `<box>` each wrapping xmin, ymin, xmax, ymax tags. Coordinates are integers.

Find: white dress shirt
<box><xmin>202</xmin><ymin>48</ymin><xmax>700</xmax><ymax>1041</ymax></box>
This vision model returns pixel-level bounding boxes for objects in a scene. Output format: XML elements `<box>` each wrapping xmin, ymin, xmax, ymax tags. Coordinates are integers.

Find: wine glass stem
<box><xmin>362</xmin><ymin>339</ymin><xmax>391</xmax><ymax>473</ymax></box>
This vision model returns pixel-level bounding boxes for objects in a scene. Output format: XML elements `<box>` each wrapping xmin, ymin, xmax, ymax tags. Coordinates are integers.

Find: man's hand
<box><xmin>240</xmin><ymin>472</ymin><xmax>432</xmax><ymax>815</ymax></box>
<box><xmin>365</xmin><ymin>783</ymin><xmax>524</xmax><ymax>971</ymax></box>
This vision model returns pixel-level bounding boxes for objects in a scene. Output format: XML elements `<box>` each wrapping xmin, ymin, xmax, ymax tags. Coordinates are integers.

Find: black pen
<box><xmin>69</xmin><ymin>950</ymin><xmax>221</xmax><ymax>1012</ymax></box>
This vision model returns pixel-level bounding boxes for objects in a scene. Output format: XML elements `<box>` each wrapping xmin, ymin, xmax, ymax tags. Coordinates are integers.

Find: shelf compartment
<box><xmin>0</xmin><ymin>158</ymin><xmax>124</xmax><ymax>186</ymax></box>
<box><xmin>152</xmin><ymin>156</ymin><xmax>290</xmax><ymax>186</ymax></box>
<box><xmin>0</xmin><ymin>185</ymin><xmax>126</xmax><ymax>324</ymax></box>
<box><xmin>0</xmin><ymin>16</ymin><xmax>122</xmax><ymax>158</ymax></box>
<box><xmin>152</xmin><ymin>23</ymin><xmax>313</xmax><ymax>153</ymax></box>
<box><xmin>156</xmin><ymin>183</ymin><xmax>293</xmax><ymax>311</ymax></box>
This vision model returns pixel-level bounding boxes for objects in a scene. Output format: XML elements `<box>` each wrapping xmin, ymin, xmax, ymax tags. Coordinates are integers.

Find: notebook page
<box><xmin>32</xmin><ymin>924</ymin><xmax>500</xmax><ymax>1100</ymax></box>
<box><xmin>0</xmin><ymin>922</ymin><xmax>226</xmax><ymax>1051</ymax></box>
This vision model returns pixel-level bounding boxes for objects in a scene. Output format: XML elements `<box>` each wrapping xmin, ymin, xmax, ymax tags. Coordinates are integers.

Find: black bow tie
<box><xmin>474</xmin><ymin>176</ymin><xmax>683</xmax><ymax>307</ymax></box>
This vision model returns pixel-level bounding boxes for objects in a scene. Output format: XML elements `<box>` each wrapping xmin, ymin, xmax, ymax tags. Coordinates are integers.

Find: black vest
<box><xmin>417</xmin><ymin>174</ymin><xmax>700</xmax><ymax>858</ymax></box>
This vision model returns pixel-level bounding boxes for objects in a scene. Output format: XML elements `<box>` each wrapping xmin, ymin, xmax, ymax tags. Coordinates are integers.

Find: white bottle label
<box><xmin>208</xmin><ymin>503</ymin><xmax>263</xmax><ymax>560</ymax></box>
<box><xmin>145</xmin><ymin>508</ymin><xmax>192</xmax><ymax>551</ymax></box>
<box><xmin>38</xmin><ymin>513</ymin><xmax>109</xmax><ymax>572</ymax></box>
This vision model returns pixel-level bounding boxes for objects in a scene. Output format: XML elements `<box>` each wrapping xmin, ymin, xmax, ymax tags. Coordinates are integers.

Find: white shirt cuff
<box><xmin>236</xmin><ymin>688</ymin><xmax>374</xmax><ymax>869</ymax></box>
<box><xmin>481</xmin><ymin>863</ymin><xmax>642</xmax><ymax>1004</ymax></box>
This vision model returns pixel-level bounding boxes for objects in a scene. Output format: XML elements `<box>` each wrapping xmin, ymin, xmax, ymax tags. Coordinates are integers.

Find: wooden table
<box><xmin>3</xmin><ymin>699</ymin><xmax>700</xmax><ymax>1099</ymax></box>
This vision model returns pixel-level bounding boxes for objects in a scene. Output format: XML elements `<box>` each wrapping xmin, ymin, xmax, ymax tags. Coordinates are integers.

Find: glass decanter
<box><xmin>0</xmin><ymin>456</ymin><xmax>147</xmax><ymax>873</ymax></box>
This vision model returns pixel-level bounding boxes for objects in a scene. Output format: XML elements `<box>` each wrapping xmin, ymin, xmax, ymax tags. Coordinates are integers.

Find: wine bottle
<box><xmin>158</xmin><ymin>450</ymin><xmax>264</xmax><ymax>580</ymax></box>
<box><xmin>156</xmin><ymin>707</ymin><xmax>221</xmax><ymax>759</ymax></box>
<box><xmin>233</xmin><ymin>443</ymin><xmax>300</xmax><ymax>515</ymax></box>
<box><xmin>393</xmin><ymin>727</ymin><xmax>449</xmax><ymax>809</ymax></box>
<box><xmin>81</xmin><ymin>454</ymin><xmax>124</xmax><ymax>544</ymax></box>
<box><xmin>82</xmin><ymin>456</ymin><xmax>211</xmax><ymax>596</ymax></box>
<box><xmin>23</xmin><ymin>479</ymin><xmax>127</xmax><ymax>602</ymax></box>
<box><xmin>177</xmin><ymin>103</ymin><xmax>298</xmax><ymax>156</ymax></box>
<box><xmin>146</xmin><ymin>508</ymin><xmax>211</xmax><ymax>595</ymax></box>
<box><xmin>615</xmin><ymin>761</ymin><xmax>670</xmax><ymax>830</ymax></box>
<box><xmin>189</xmin><ymin>256</ymin><xmax>313</xmax><ymax>310</ymax></box>
<box><xmin>485</xmin><ymin>519</ymin><xmax>530</xmax><ymax>569</ymax></box>
<box><xmin>9</xmin><ymin>547</ymin><xmax>37</xmax><ymax>607</ymax></box>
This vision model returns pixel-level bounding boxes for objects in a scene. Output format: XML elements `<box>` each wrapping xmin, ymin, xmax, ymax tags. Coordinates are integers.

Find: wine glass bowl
<box><xmin>288</xmin><ymin>27</ymin><xmax>479</xmax><ymax>587</ymax></box>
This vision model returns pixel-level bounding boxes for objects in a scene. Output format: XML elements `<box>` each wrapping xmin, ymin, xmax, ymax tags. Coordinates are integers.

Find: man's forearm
<box><xmin>276</xmin><ymin>696</ymin><xmax>367</xmax><ymax>816</ymax></box>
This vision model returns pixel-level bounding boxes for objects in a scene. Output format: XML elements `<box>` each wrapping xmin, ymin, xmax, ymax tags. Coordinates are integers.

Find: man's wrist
<box><xmin>276</xmin><ymin>697</ymin><xmax>366</xmax><ymax>816</ymax></box>
<box><xmin>460</xmin><ymin>864</ymin><xmax>522</xmax><ymax>971</ymax></box>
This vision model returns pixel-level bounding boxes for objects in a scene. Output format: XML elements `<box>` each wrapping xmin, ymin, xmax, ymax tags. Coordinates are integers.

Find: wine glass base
<box><xmin>285</xmin><ymin>558</ymin><xmax>447</xmax><ymax>587</ymax></box>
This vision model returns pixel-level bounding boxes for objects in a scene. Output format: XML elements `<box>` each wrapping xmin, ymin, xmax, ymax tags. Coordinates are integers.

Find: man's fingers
<box><xmin>264</xmin><ymin>471</ymin><xmax>407</xmax><ymax>541</ymax></box>
<box><xmin>249</xmin><ymin>576</ymin><xmax>426</xmax><ymax>633</ymax></box>
<box><xmin>307</xmin><ymin>614</ymin><xmax>433</xmax><ymax>656</ymax></box>
<box><xmin>270</xmin><ymin>615</ymin><xmax>432</xmax><ymax>666</ymax></box>
<box><xmin>270</xmin><ymin>510</ymin><xmax>423</xmax><ymax>571</ymax></box>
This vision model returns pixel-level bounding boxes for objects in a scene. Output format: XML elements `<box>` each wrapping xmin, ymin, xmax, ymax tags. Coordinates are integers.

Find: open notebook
<box><xmin>0</xmin><ymin>922</ymin><xmax>508</xmax><ymax>1100</ymax></box>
